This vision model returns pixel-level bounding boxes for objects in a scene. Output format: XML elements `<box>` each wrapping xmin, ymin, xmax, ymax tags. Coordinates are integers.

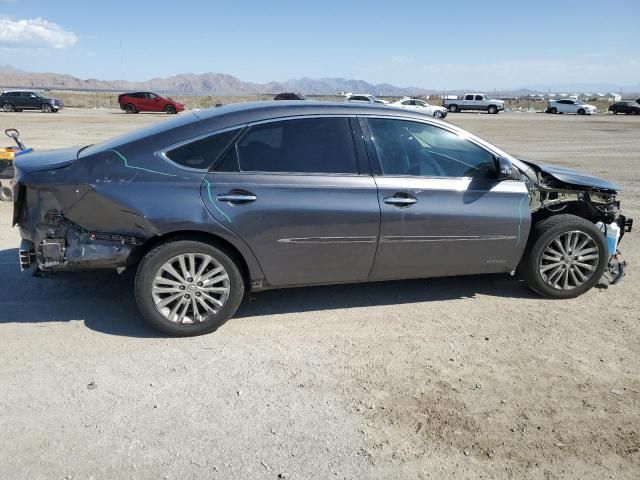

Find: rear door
<box><xmin>464</xmin><ymin>94</ymin><xmax>475</xmax><ymax>109</ymax></box>
<box><xmin>196</xmin><ymin>116</ymin><xmax>380</xmax><ymax>287</ymax></box>
<box><xmin>146</xmin><ymin>93</ymin><xmax>163</xmax><ymax>111</ymax></box>
<box><xmin>360</xmin><ymin>116</ymin><xmax>530</xmax><ymax>281</ymax></box>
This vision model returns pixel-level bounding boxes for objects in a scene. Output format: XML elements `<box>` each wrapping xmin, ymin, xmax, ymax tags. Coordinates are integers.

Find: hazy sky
<box><xmin>0</xmin><ymin>0</ymin><xmax>638</xmax><ymax>89</ymax></box>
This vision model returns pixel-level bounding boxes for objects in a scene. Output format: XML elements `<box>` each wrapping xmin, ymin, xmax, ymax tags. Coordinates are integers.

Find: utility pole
<box><xmin>120</xmin><ymin>40</ymin><xmax>125</xmax><ymax>91</ymax></box>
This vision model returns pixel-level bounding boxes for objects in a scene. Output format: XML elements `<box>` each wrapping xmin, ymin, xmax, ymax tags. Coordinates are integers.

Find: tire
<box><xmin>433</xmin><ymin>110</ymin><xmax>444</xmax><ymax>118</ymax></box>
<box><xmin>41</xmin><ymin>103</ymin><xmax>52</xmax><ymax>113</ymax></box>
<box><xmin>487</xmin><ymin>105</ymin><xmax>498</xmax><ymax>114</ymax></box>
<box><xmin>135</xmin><ymin>239</ymin><xmax>245</xmax><ymax>336</ymax></box>
<box><xmin>611</xmin><ymin>110</ymin><xmax>618</xmax><ymax>114</ymax></box>
<box><xmin>550</xmin><ymin>107</ymin><xmax>557</xmax><ymax>114</ymax></box>
<box><xmin>577</xmin><ymin>108</ymin><xmax>585</xmax><ymax>115</ymax></box>
<box><xmin>519</xmin><ymin>214</ymin><xmax>607</xmax><ymax>299</ymax></box>
<box><xmin>0</xmin><ymin>185</ymin><xmax>12</xmax><ymax>202</ymax></box>
<box><xmin>3</xmin><ymin>102</ymin><xmax>14</xmax><ymax>112</ymax></box>
<box><xmin>448</xmin><ymin>104</ymin><xmax>458</xmax><ymax>112</ymax></box>
<box><xmin>164</xmin><ymin>104</ymin><xmax>177</xmax><ymax>114</ymax></box>
<box><xmin>124</xmin><ymin>103</ymin><xmax>137</xmax><ymax>114</ymax></box>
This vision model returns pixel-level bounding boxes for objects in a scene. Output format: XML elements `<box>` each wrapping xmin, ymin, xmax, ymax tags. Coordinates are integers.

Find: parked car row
<box><xmin>273</xmin><ymin>92</ymin><xmax>449</xmax><ymax>118</ymax></box>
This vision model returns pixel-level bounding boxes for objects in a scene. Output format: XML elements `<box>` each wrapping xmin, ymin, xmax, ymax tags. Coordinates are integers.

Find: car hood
<box><xmin>519</xmin><ymin>159</ymin><xmax>620</xmax><ymax>192</ymax></box>
<box><xmin>14</xmin><ymin>146</ymin><xmax>80</xmax><ymax>173</ymax></box>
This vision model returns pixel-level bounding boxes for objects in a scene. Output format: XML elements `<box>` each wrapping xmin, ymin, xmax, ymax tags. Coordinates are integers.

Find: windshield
<box><xmin>575</xmin><ymin>100</ymin><xmax>585</xmax><ymax>105</ymax></box>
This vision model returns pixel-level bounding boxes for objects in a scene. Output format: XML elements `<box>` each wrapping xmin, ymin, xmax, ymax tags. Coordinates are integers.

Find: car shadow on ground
<box><xmin>0</xmin><ymin>248</ymin><xmax>537</xmax><ymax>337</ymax></box>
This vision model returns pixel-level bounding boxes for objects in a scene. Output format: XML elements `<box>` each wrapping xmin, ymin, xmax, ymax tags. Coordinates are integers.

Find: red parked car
<box><xmin>117</xmin><ymin>92</ymin><xmax>185</xmax><ymax>114</ymax></box>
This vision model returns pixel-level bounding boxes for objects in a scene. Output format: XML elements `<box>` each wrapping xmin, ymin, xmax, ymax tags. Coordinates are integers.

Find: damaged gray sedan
<box><xmin>12</xmin><ymin>102</ymin><xmax>633</xmax><ymax>336</ymax></box>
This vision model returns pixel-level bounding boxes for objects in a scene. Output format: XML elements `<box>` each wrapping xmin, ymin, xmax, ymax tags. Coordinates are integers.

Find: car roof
<box><xmin>80</xmin><ymin>100</ymin><xmax>447</xmax><ymax>158</ymax></box>
<box><xmin>192</xmin><ymin>100</ymin><xmax>429</xmax><ymax>122</ymax></box>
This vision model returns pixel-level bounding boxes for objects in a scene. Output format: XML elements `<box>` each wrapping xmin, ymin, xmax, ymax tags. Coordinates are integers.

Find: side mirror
<box><xmin>496</xmin><ymin>156</ymin><xmax>520</xmax><ymax>181</ymax></box>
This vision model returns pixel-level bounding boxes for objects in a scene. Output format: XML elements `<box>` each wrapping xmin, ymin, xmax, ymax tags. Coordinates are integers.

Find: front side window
<box><xmin>366</xmin><ymin>118</ymin><xmax>496</xmax><ymax>178</ymax></box>
<box><xmin>222</xmin><ymin>117</ymin><xmax>358</xmax><ymax>174</ymax></box>
<box><xmin>475</xmin><ymin>95</ymin><xmax>484</xmax><ymax>101</ymax></box>
<box><xmin>165</xmin><ymin>128</ymin><xmax>241</xmax><ymax>170</ymax></box>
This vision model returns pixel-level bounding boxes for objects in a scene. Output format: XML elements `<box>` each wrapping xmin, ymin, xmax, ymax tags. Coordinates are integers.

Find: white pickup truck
<box><xmin>443</xmin><ymin>93</ymin><xmax>505</xmax><ymax>114</ymax></box>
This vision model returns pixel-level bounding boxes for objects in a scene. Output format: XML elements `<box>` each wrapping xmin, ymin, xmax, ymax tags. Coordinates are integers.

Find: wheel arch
<box><xmin>132</xmin><ymin>229</ymin><xmax>264</xmax><ymax>289</ymax></box>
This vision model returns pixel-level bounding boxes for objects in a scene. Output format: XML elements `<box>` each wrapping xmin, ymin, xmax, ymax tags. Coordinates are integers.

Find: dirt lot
<box><xmin>0</xmin><ymin>108</ymin><xmax>639</xmax><ymax>480</ymax></box>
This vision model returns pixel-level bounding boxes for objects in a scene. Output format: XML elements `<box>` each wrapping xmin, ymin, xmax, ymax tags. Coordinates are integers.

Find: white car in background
<box><xmin>344</xmin><ymin>93</ymin><xmax>389</xmax><ymax>105</ymax></box>
<box><xmin>389</xmin><ymin>97</ymin><xmax>448</xmax><ymax>118</ymax></box>
<box><xmin>547</xmin><ymin>99</ymin><xmax>597</xmax><ymax>115</ymax></box>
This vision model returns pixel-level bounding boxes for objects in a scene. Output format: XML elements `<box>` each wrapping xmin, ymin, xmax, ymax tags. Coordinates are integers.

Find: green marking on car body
<box><xmin>203</xmin><ymin>178</ymin><xmax>231</xmax><ymax>223</ymax></box>
<box><xmin>108</xmin><ymin>149</ymin><xmax>177</xmax><ymax>177</ymax></box>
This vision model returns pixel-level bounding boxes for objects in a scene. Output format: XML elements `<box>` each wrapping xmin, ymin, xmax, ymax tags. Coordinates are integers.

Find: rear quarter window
<box><xmin>164</xmin><ymin>128</ymin><xmax>241</xmax><ymax>170</ymax></box>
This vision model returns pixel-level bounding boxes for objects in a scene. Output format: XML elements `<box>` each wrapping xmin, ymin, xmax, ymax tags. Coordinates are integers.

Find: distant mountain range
<box><xmin>0</xmin><ymin>65</ymin><xmax>430</xmax><ymax>96</ymax></box>
<box><xmin>0</xmin><ymin>65</ymin><xmax>638</xmax><ymax>96</ymax></box>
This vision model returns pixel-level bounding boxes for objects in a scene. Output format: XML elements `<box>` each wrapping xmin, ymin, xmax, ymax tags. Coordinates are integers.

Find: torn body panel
<box><xmin>521</xmin><ymin>159</ymin><xmax>626</xmax><ymax>230</ymax></box>
<box><xmin>13</xmin><ymin>146</ymin><xmax>266</xmax><ymax>281</ymax></box>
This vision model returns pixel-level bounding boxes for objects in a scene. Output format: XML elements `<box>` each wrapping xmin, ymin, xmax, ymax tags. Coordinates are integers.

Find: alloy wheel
<box><xmin>538</xmin><ymin>230</ymin><xmax>600</xmax><ymax>290</ymax></box>
<box><xmin>151</xmin><ymin>253</ymin><xmax>230</xmax><ymax>324</ymax></box>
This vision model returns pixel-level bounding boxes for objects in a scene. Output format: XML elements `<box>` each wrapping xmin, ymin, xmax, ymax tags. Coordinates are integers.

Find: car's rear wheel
<box><xmin>448</xmin><ymin>104</ymin><xmax>458</xmax><ymax>112</ymax></box>
<box><xmin>520</xmin><ymin>214</ymin><xmax>607</xmax><ymax>299</ymax></box>
<box><xmin>488</xmin><ymin>105</ymin><xmax>498</xmax><ymax>114</ymax></box>
<box><xmin>3</xmin><ymin>103</ymin><xmax>14</xmax><ymax>112</ymax></box>
<box><xmin>577</xmin><ymin>108</ymin><xmax>586</xmax><ymax>115</ymax></box>
<box><xmin>549</xmin><ymin>107</ymin><xmax>557</xmax><ymax>114</ymax></box>
<box><xmin>135</xmin><ymin>240</ymin><xmax>245</xmax><ymax>336</ymax></box>
<box><xmin>41</xmin><ymin>103</ymin><xmax>52</xmax><ymax>113</ymax></box>
<box><xmin>0</xmin><ymin>185</ymin><xmax>12</xmax><ymax>202</ymax></box>
<box><xmin>165</xmin><ymin>104</ymin><xmax>177</xmax><ymax>114</ymax></box>
<box><xmin>124</xmin><ymin>103</ymin><xmax>137</xmax><ymax>114</ymax></box>
<box><xmin>611</xmin><ymin>109</ymin><xmax>618</xmax><ymax>114</ymax></box>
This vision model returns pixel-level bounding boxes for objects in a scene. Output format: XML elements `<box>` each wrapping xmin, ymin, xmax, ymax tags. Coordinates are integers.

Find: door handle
<box><xmin>383</xmin><ymin>194</ymin><xmax>417</xmax><ymax>207</ymax></box>
<box><xmin>216</xmin><ymin>192</ymin><xmax>257</xmax><ymax>203</ymax></box>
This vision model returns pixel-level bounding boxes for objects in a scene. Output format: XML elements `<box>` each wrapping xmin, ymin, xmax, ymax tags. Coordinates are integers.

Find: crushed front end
<box><xmin>522</xmin><ymin>159</ymin><xmax>633</xmax><ymax>286</ymax></box>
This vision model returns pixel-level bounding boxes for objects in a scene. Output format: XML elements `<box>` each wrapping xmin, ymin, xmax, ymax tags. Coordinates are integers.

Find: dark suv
<box><xmin>0</xmin><ymin>90</ymin><xmax>63</xmax><ymax>113</ymax></box>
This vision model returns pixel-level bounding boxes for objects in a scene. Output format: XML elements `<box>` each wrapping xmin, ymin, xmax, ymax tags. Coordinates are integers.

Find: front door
<box><xmin>361</xmin><ymin>117</ymin><xmax>531</xmax><ymax>281</ymax></box>
<box><xmin>200</xmin><ymin>116</ymin><xmax>380</xmax><ymax>287</ymax></box>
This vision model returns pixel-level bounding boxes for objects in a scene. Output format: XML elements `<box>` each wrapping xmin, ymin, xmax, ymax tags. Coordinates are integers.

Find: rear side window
<box><xmin>164</xmin><ymin>128</ymin><xmax>241</xmax><ymax>170</ymax></box>
<box><xmin>365</xmin><ymin>118</ymin><xmax>496</xmax><ymax>178</ymax></box>
<box><xmin>222</xmin><ymin>117</ymin><xmax>358</xmax><ymax>174</ymax></box>
<box><xmin>465</xmin><ymin>95</ymin><xmax>474</xmax><ymax>100</ymax></box>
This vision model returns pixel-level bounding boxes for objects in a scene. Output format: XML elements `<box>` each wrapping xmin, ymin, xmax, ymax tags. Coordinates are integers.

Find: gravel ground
<box><xmin>0</xmin><ymin>108</ymin><xmax>638</xmax><ymax>480</ymax></box>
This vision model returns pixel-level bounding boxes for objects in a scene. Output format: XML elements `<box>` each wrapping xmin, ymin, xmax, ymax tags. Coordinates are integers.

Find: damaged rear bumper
<box><xmin>18</xmin><ymin>212</ymin><xmax>143</xmax><ymax>272</ymax></box>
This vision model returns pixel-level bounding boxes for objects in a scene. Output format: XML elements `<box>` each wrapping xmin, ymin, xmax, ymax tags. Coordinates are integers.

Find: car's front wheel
<box><xmin>165</xmin><ymin>104</ymin><xmax>177</xmax><ymax>114</ymax></box>
<box><xmin>487</xmin><ymin>105</ymin><xmax>498</xmax><ymax>114</ymax></box>
<box><xmin>135</xmin><ymin>239</ymin><xmax>245</xmax><ymax>336</ymax></box>
<box><xmin>41</xmin><ymin>103</ymin><xmax>52</xmax><ymax>113</ymax></box>
<box><xmin>433</xmin><ymin>110</ymin><xmax>444</xmax><ymax>118</ymax></box>
<box><xmin>520</xmin><ymin>214</ymin><xmax>607</xmax><ymax>299</ymax></box>
<box><xmin>577</xmin><ymin>108</ymin><xmax>586</xmax><ymax>115</ymax></box>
